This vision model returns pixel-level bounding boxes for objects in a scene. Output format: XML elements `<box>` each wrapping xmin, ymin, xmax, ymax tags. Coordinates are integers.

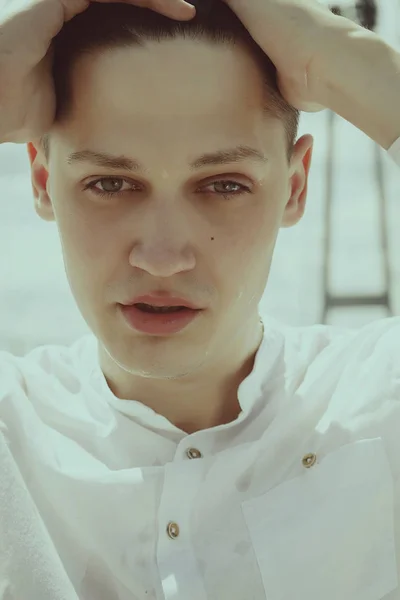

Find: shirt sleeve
<box><xmin>388</xmin><ymin>136</ymin><xmax>400</xmax><ymax>166</ymax></box>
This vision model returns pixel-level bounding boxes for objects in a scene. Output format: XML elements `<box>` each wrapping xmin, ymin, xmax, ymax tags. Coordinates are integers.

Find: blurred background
<box><xmin>0</xmin><ymin>0</ymin><xmax>399</xmax><ymax>355</ymax></box>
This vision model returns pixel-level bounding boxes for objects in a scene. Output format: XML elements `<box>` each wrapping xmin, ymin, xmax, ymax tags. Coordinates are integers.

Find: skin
<box><xmin>27</xmin><ymin>37</ymin><xmax>313</xmax><ymax>434</ymax></box>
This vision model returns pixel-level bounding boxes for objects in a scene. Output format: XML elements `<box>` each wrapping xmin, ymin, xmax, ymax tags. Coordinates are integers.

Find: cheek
<box><xmin>225</xmin><ymin>196</ymin><xmax>281</xmax><ymax>256</ymax></box>
<box><xmin>216</xmin><ymin>205</ymin><xmax>277</xmax><ymax>296</ymax></box>
<box><xmin>54</xmin><ymin>206</ymin><xmax>118</xmax><ymax>315</ymax></box>
<box><xmin>56</xmin><ymin>204</ymin><xmax>119</xmax><ymax>264</ymax></box>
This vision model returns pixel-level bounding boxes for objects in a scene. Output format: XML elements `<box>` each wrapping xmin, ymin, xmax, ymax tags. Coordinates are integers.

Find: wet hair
<box><xmin>41</xmin><ymin>0</ymin><xmax>300</xmax><ymax>162</ymax></box>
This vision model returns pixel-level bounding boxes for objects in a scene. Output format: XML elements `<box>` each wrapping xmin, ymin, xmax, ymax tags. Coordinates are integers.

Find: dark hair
<box><xmin>42</xmin><ymin>0</ymin><xmax>299</xmax><ymax>161</ymax></box>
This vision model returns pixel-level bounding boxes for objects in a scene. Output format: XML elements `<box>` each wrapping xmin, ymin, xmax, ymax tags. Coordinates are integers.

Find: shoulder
<box><xmin>0</xmin><ymin>334</ymin><xmax>97</xmax><ymax>433</ymax></box>
<box><xmin>273</xmin><ymin>314</ymin><xmax>400</xmax><ymax>372</ymax></box>
<box><xmin>297</xmin><ymin>315</ymin><xmax>400</xmax><ymax>383</ymax></box>
<box><xmin>265</xmin><ymin>315</ymin><xmax>400</xmax><ymax>405</ymax></box>
<box><xmin>284</xmin><ymin>316</ymin><xmax>400</xmax><ymax>451</ymax></box>
<box><xmin>0</xmin><ymin>333</ymin><xmax>96</xmax><ymax>385</ymax></box>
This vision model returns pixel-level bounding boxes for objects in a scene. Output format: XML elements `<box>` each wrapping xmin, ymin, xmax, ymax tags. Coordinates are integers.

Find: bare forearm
<box><xmin>315</xmin><ymin>21</ymin><xmax>400</xmax><ymax>150</ymax></box>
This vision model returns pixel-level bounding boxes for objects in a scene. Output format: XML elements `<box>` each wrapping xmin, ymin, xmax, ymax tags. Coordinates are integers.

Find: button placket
<box><xmin>157</xmin><ymin>458</ymin><xmax>208</xmax><ymax>599</ymax></box>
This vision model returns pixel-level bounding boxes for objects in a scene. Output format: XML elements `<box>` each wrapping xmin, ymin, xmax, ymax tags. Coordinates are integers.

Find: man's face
<box><xmin>28</xmin><ymin>37</ymin><xmax>313</xmax><ymax>380</ymax></box>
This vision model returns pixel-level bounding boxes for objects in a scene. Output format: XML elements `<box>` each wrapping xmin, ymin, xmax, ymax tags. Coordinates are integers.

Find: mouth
<box><xmin>134</xmin><ymin>303</ymin><xmax>195</xmax><ymax>314</ymax></box>
<box><xmin>126</xmin><ymin>293</ymin><xmax>202</xmax><ymax>311</ymax></box>
<box><xmin>119</xmin><ymin>303</ymin><xmax>202</xmax><ymax>335</ymax></box>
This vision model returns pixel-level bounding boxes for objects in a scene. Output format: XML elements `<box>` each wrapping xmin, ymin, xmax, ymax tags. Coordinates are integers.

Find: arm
<box><xmin>224</xmin><ymin>0</ymin><xmax>400</xmax><ymax>153</ymax></box>
<box><xmin>314</xmin><ymin>23</ymin><xmax>400</xmax><ymax>151</ymax></box>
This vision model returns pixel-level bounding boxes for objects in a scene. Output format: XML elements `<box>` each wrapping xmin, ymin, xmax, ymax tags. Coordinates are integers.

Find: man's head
<box><xmin>27</xmin><ymin>0</ymin><xmax>313</xmax><ymax>390</ymax></box>
<box><xmin>41</xmin><ymin>0</ymin><xmax>301</xmax><ymax>162</ymax></box>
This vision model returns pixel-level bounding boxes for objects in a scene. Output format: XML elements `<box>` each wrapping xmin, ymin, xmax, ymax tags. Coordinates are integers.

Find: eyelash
<box><xmin>82</xmin><ymin>177</ymin><xmax>252</xmax><ymax>201</ymax></box>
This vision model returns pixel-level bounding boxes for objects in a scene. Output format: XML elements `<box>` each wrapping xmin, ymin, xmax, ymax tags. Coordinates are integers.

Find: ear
<box><xmin>26</xmin><ymin>141</ymin><xmax>55</xmax><ymax>222</ymax></box>
<box><xmin>281</xmin><ymin>134</ymin><xmax>314</xmax><ymax>229</ymax></box>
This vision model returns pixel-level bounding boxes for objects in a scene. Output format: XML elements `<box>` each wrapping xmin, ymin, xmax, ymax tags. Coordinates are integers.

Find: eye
<box><xmin>82</xmin><ymin>177</ymin><xmax>139</xmax><ymax>199</ymax></box>
<box><xmin>202</xmin><ymin>180</ymin><xmax>252</xmax><ymax>199</ymax></box>
<box><xmin>82</xmin><ymin>177</ymin><xmax>252</xmax><ymax>201</ymax></box>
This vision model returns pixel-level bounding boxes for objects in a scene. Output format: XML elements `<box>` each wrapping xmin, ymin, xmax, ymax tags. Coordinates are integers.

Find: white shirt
<box><xmin>0</xmin><ymin>137</ymin><xmax>400</xmax><ymax>600</ymax></box>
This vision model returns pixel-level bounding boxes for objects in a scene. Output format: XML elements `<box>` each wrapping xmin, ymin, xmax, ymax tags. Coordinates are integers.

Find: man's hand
<box><xmin>223</xmin><ymin>0</ymin><xmax>400</xmax><ymax>149</ymax></box>
<box><xmin>222</xmin><ymin>0</ymin><xmax>353</xmax><ymax>112</ymax></box>
<box><xmin>0</xmin><ymin>0</ymin><xmax>195</xmax><ymax>144</ymax></box>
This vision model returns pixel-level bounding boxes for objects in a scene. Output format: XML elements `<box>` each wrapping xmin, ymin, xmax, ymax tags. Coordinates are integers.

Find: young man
<box><xmin>0</xmin><ymin>0</ymin><xmax>400</xmax><ymax>598</ymax></box>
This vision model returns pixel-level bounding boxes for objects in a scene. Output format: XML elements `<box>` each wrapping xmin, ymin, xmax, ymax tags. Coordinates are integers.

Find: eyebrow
<box><xmin>66</xmin><ymin>145</ymin><xmax>268</xmax><ymax>172</ymax></box>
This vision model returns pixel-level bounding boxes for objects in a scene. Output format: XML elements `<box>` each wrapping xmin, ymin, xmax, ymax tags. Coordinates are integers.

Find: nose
<box><xmin>128</xmin><ymin>206</ymin><xmax>197</xmax><ymax>278</ymax></box>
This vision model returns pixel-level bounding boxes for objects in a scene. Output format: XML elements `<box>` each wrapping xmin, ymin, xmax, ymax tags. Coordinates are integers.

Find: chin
<box><xmin>105</xmin><ymin>336</ymin><xmax>206</xmax><ymax>378</ymax></box>
<box><xmin>117</xmin><ymin>356</ymin><xmax>198</xmax><ymax>380</ymax></box>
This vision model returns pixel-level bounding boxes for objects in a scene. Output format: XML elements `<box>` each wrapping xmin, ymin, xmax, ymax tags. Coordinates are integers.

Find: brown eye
<box><xmin>99</xmin><ymin>178</ymin><xmax>125</xmax><ymax>193</ymax></box>
<box><xmin>212</xmin><ymin>181</ymin><xmax>243</xmax><ymax>194</ymax></box>
<box><xmin>203</xmin><ymin>180</ymin><xmax>251</xmax><ymax>199</ymax></box>
<box><xmin>83</xmin><ymin>177</ymin><xmax>138</xmax><ymax>199</ymax></box>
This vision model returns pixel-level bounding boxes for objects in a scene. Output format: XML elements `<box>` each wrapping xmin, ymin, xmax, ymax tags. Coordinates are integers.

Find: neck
<box><xmin>99</xmin><ymin>317</ymin><xmax>265</xmax><ymax>434</ymax></box>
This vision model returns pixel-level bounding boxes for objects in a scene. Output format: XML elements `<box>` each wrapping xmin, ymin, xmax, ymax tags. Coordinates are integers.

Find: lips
<box><xmin>120</xmin><ymin>302</ymin><xmax>201</xmax><ymax>335</ymax></box>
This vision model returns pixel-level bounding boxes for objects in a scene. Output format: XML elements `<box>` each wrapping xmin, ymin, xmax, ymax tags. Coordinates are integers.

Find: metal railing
<box><xmin>320</xmin><ymin>0</ymin><xmax>393</xmax><ymax>323</ymax></box>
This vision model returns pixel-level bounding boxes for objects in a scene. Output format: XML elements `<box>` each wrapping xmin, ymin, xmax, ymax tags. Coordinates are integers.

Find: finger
<box><xmin>95</xmin><ymin>0</ymin><xmax>196</xmax><ymax>21</ymax></box>
<box><xmin>147</xmin><ymin>0</ymin><xmax>196</xmax><ymax>20</ymax></box>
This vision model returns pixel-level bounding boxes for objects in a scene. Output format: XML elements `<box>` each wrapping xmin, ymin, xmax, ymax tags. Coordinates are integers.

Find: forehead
<box><xmin>54</xmin><ymin>38</ymin><xmax>284</xmax><ymax>158</ymax></box>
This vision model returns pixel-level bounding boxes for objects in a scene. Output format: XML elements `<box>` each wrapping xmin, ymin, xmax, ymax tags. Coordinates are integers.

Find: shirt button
<box><xmin>302</xmin><ymin>453</ymin><xmax>317</xmax><ymax>468</ymax></box>
<box><xmin>186</xmin><ymin>448</ymin><xmax>202</xmax><ymax>459</ymax></box>
<box><xmin>166</xmin><ymin>522</ymin><xmax>180</xmax><ymax>539</ymax></box>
